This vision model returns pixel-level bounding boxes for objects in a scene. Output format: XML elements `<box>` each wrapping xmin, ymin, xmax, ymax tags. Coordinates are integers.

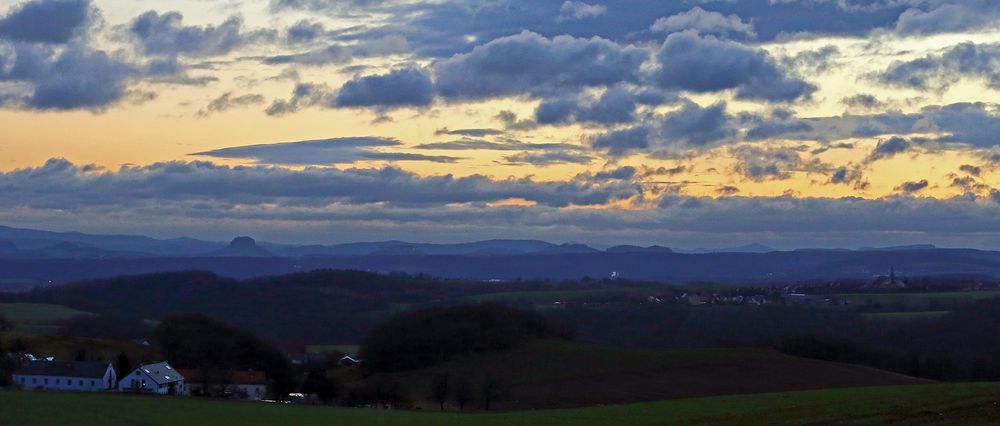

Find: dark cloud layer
<box><xmin>5</xmin><ymin>158</ymin><xmax>1000</xmax><ymax>247</ymax></box>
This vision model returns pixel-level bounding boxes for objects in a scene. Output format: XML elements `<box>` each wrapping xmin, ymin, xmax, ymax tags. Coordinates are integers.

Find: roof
<box><xmin>135</xmin><ymin>362</ymin><xmax>184</xmax><ymax>385</ymax></box>
<box><xmin>176</xmin><ymin>369</ymin><xmax>267</xmax><ymax>385</ymax></box>
<box><xmin>14</xmin><ymin>361</ymin><xmax>111</xmax><ymax>379</ymax></box>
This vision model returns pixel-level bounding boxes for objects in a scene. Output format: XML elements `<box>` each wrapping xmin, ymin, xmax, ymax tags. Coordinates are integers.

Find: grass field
<box><xmin>363</xmin><ymin>340</ymin><xmax>923</xmax><ymax>409</ymax></box>
<box><xmin>0</xmin><ymin>303</ymin><xmax>92</xmax><ymax>335</ymax></box>
<box><xmin>838</xmin><ymin>292</ymin><xmax>1000</xmax><ymax>312</ymax></box>
<box><xmin>3</xmin><ymin>382</ymin><xmax>1000</xmax><ymax>425</ymax></box>
<box><xmin>464</xmin><ymin>287</ymin><xmax>653</xmax><ymax>303</ymax></box>
<box><xmin>861</xmin><ymin>311</ymin><xmax>952</xmax><ymax>321</ymax></box>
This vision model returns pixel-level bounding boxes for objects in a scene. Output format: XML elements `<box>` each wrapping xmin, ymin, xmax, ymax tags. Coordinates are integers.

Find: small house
<box><xmin>13</xmin><ymin>361</ymin><xmax>116</xmax><ymax>392</ymax></box>
<box><xmin>118</xmin><ymin>362</ymin><xmax>185</xmax><ymax>395</ymax></box>
<box><xmin>338</xmin><ymin>355</ymin><xmax>361</xmax><ymax>366</ymax></box>
<box><xmin>178</xmin><ymin>369</ymin><xmax>269</xmax><ymax>400</ymax></box>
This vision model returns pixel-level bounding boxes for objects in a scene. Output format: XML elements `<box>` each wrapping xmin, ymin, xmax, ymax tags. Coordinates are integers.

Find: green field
<box><xmin>363</xmin><ymin>340</ymin><xmax>923</xmax><ymax>409</ymax></box>
<box><xmin>861</xmin><ymin>311</ymin><xmax>952</xmax><ymax>321</ymax></box>
<box><xmin>839</xmin><ymin>292</ymin><xmax>1000</xmax><ymax>312</ymax></box>
<box><xmin>465</xmin><ymin>287</ymin><xmax>653</xmax><ymax>303</ymax></box>
<box><xmin>3</xmin><ymin>382</ymin><xmax>1000</xmax><ymax>425</ymax></box>
<box><xmin>0</xmin><ymin>303</ymin><xmax>92</xmax><ymax>335</ymax></box>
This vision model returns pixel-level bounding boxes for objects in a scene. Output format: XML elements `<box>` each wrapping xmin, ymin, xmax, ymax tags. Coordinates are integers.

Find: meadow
<box><xmin>838</xmin><ymin>292</ymin><xmax>1000</xmax><ymax>312</ymax></box>
<box><xmin>0</xmin><ymin>303</ymin><xmax>91</xmax><ymax>335</ymax></box>
<box><xmin>3</xmin><ymin>382</ymin><xmax>1000</xmax><ymax>425</ymax></box>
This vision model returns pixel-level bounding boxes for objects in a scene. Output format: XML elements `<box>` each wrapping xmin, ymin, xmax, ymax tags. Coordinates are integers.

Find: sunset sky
<box><xmin>2</xmin><ymin>0</ymin><xmax>1000</xmax><ymax>248</ymax></box>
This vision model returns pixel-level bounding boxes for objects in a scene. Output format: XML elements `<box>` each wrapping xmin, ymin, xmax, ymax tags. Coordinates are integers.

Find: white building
<box><xmin>12</xmin><ymin>361</ymin><xmax>116</xmax><ymax>392</ymax></box>
<box><xmin>179</xmin><ymin>369</ymin><xmax>268</xmax><ymax>400</ymax></box>
<box><xmin>119</xmin><ymin>362</ymin><xmax>186</xmax><ymax>395</ymax></box>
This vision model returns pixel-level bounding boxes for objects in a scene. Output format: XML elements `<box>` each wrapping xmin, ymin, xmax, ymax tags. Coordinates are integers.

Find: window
<box><xmin>79</xmin><ymin>380</ymin><xmax>83</xmax><ymax>386</ymax></box>
<box><xmin>55</xmin><ymin>379</ymin><xmax>60</xmax><ymax>385</ymax></box>
<box><xmin>20</xmin><ymin>377</ymin><xmax>25</xmax><ymax>383</ymax></box>
<box><xmin>44</xmin><ymin>378</ymin><xmax>48</xmax><ymax>384</ymax></box>
<box><xmin>91</xmin><ymin>380</ymin><xmax>96</xmax><ymax>387</ymax></box>
<box><xmin>32</xmin><ymin>378</ymin><xmax>37</xmax><ymax>384</ymax></box>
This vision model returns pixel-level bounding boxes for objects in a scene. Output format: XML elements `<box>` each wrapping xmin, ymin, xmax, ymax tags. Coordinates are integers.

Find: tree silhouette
<box><xmin>429</xmin><ymin>373</ymin><xmax>450</xmax><ymax>411</ymax></box>
<box><xmin>116</xmin><ymin>352</ymin><xmax>133</xmax><ymax>377</ymax></box>
<box><xmin>453</xmin><ymin>376</ymin><xmax>474</xmax><ymax>411</ymax></box>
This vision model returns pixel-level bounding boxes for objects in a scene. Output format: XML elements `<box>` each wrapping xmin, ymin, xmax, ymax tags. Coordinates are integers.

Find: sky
<box><xmin>1</xmin><ymin>0</ymin><xmax>1000</xmax><ymax>248</ymax></box>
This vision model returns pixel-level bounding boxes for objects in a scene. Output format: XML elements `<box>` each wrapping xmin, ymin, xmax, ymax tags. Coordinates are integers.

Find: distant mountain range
<box><xmin>0</xmin><ymin>225</ymin><xmax>784</xmax><ymax>259</ymax></box>
<box><xmin>5</xmin><ymin>224</ymin><xmax>997</xmax><ymax>289</ymax></box>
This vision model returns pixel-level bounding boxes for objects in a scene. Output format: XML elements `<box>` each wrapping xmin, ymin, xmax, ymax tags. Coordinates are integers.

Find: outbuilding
<box><xmin>13</xmin><ymin>361</ymin><xmax>116</xmax><ymax>392</ymax></box>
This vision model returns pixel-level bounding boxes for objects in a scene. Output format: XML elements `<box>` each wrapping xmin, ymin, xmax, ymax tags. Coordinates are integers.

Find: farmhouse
<box><xmin>178</xmin><ymin>369</ymin><xmax>269</xmax><ymax>400</ymax></box>
<box><xmin>119</xmin><ymin>362</ymin><xmax>186</xmax><ymax>395</ymax></box>
<box><xmin>12</xmin><ymin>361</ymin><xmax>116</xmax><ymax>392</ymax></box>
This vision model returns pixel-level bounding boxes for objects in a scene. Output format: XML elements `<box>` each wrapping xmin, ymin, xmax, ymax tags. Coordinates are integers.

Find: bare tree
<box><xmin>453</xmin><ymin>376</ymin><xmax>474</xmax><ymax>411</ymax></box>
<box><xmin>480</xmin><ymin>375</ymin><xmax>512</xmax><ymax>411</ymax></box>
<box><xmin>429</xmin><ymin>373</ymin><xmax>450</xmax><ymax>411</ymax></box>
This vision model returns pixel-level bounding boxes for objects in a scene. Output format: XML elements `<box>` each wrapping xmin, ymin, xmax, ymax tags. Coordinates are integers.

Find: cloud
<box><xmin>335</xmin><ymin>67</ymin><xmax>434</xmax><ymax>108</ymax></box>
<box><xmin>268</xmin><ymin>1</ymin><xmax>910</xmax><ymax>60</ymax></box>
<box><xmin>265</xmin><ymin>83</ymin><xmax>332</xmax><ymax>116</ymax></box>
<box><xmin>590</xmin><ymin>126</ymin><xmax>651</xmax><ymax>156</ymax></box>
<box><xmin>659</xmin><ymin>101</ymin><xmax>734</xmax><ymax>147</ymax></box>
<box><xmin>648</xmin><ymin>31</ymin><xmax>815</xmax><ymax>102</ymax></box>
<box><xmin>896</xmin><ymin>179</ymin><xmax>929</xmax><ymax>193</ymax></box>
<box><xmin>558</xmin><ymin>1</ymin><xmax>607</xmax><ymax>21</ymax></box>
<box><xmin>730</xmin><ymin>146</ymin><xmax>814</xmax><ymax>181</ymax></box>
<box><xmin>841</xmin><ymin>93</ymin><xmax>885</xmax><ymax>110</ymax></box>
<box><xmin>433</xmin><ymin>128</ymin><xmax>505</xmax><ymax>137</ymax></box>
<box><xmin>782</xmin><ymin>45</ymin><xmax>840</xmax><ymax>74</ymax></box>
<box><xmin>192</xmin><ymin>137</ymin><xmax>461</xmax><ymax>165</ymax></box>
<box><xmin>414</xmin><ymin>138</ymin><xmax>577</xmax><ymax>152</ymax></box>
<box><xmin>534</xmin><ymin>86</ymin><xmax>639</xmax><ymax>126</ymax></box>
<box><xmin>895</xmin><ymin>1</ymin><xmax>1000</xmax><ymax>35</ymax></box>
<box><xmin>128</xmin><ymin>11</ymin><xmax>270</xmax><ymax>57</ymax></box>
<box><xmin>924</xmin><ymin>102</ymin><xmax>1000</xmax><ymax>147</ymax></box>
<box><xmin>879</xmin><ymin>42</ymin><xmax>1000</xmax><ymax>91</ymax></box>
<box><xmin>830</xmin><ymin>166</ymin><xmax>865</xmax><ymax>187</ymax></box>
<box><xmin>959</xmin><ymin>164</ymin><xmax>982</xmax><ymax>176</ymax></box>
<box><xmin>263</xmin><ymin>45</ymin><xmax>352</xmax><ymax>66</ymax></box>
<box><xmin>0</xmin><ymin>42</ymin><xmax>134</xmax><ymax>110</ymax></box>
<box><xmin>650</xmin><ymin>7</ymin><xmax>755</xmax><ymax>39</ymax></box>
<box><xmin>286</xmin><ymin>20</ymin><xmax>324</xmax><ymax>43</ymax></box>
<box><xmin>196</xmin><ymin>92</ymin><xmax>265</xmax><ymax>117</ymax></box>
<box><xmin>589</xmin><ymin>100</ymin><xmax>735</xmax><ymax>156</ymax></box>
<box><xmin>7</xmin><ymin>158</ymin><xmax>1000</xmax><ymax>247</ymax></box>
<box><xmin>2</xmin><ymin>158</ymin><xmax>637</xmax><ymax>209</ymax></box>
<box><xmin>0</xmin><ymin>0</ymin><xmax>91</xmax><ymax>44</ymax></box>
<box><xmin>263</xmin><ymin>35</ymin><xmax>409</xmax><ymax>66</ymax></box>
<box><xmin>868</xmin><ymin>136</ymin><xmax>913</xmax><ymax>161</ymax></box>
<box><xmin>502</xmin><ymin>151</ymin><xmax>594</xmax><ymax>166</ymax></box>
<box><xmin>434</xmin><ymin>31</ymin><xmax>647</xmax><ymax>100</ymax></box>
<box><xmin>738</xmin><ymin>103</ymin><xmax>1000</xmax><ymax>148</ymax></box>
